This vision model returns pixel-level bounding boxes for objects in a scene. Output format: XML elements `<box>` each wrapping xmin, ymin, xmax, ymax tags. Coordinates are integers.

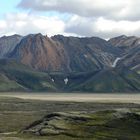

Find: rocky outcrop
<box><xmin>23</xmin><ymin>110</ymin><xmax>140</xmax><ymax>139</ymax></box>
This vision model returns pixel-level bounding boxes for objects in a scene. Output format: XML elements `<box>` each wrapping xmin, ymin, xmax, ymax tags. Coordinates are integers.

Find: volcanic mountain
<box><xmin>9</xmin><ymin>34</ymin><xmax>70</xmax><ymax>72</ymax></box>
<box><xmin>8</xmin><ymin>34</ymin><xmax>123</xmax><ymax>72</ymax></box>
<box><xmin>0</xmin><ymin>34</ymin><xmax>22</xmax><ymax>58</ymax></box>
<box><xmin>109</xmin><ymin>35</ymin><xmax>140</xmax><ymax>74</ymax></box>
<box><xmin>0</xmin><ymin>33</ymin><xmax>139</xmax><ymax>92</ymax></box>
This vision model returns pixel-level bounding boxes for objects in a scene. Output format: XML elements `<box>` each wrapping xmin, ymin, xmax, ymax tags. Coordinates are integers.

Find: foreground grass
<box><xmin>0</xmin><ymin>96</ymin><xmax>140</xmax><ymax>140</ymax></box>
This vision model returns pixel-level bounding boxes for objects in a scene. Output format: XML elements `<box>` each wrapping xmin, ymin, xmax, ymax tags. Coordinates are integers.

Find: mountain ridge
<box><xmin>0</xmin><ymin>33</ymin><xmax>139</xmax><ymax>92</ymax></box>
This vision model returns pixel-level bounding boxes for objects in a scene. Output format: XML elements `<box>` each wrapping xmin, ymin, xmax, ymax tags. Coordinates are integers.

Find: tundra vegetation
<box><xmin>0</xmin><ymin>96</ymin><xmax>140</xmax><ymax>140</ymax></box>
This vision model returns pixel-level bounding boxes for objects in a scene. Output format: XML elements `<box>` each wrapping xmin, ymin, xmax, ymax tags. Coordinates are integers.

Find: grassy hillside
<box><xmin>65</xmin><ymin>67</ymin><xmax>140</xmax><ymax>92</ymax></box>
<box><xmin>0</xmin><ymin>59</ymin><xmax>139</xmax><ymax>92</ymax></box>
<box><xmin>24</xmin><ymin>111</ymin><xmax>140</xmax><ymax>140</ymax></box>
<box><xmin>0</xmin><ymin>73</ymin><xmax>25</xmax><ymax>91</ymax></box>
<box><xmin>0</xmin><ymin>59</ymin><xmax>56</xmax><ymax>91</ymax></box>
<box><xmin>48</xmin><ymin>67</ymin><xmax>140</xmax><ymax>92</ymax></box>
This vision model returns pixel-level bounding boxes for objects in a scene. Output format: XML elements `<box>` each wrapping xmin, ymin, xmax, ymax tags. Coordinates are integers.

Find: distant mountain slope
<box><xmin>0</xmin><ymin>59</ymin><xmax>56</xmax><ymax>91</ymax></box>
<box><xmin>48</xmin><ymin>67</ymin><xmax>140</xmax><ymax>92</ymax></box>
<box><xmin>0</xmin><ymin>33</ymin><xmax>139</xmax><ymax>92</ymax></box>
<box><xmin>0</xmin><ymin>73</ymin><xmax>25</xmax><ymax>91</ymax></box>
<box><xmin>52</xmin><ymin>35</ymin><xmax>123</xmax><ymax>72</ymax></box>
<box><xmin>9</xmin><ymin>34</ymin><xmax>70</xmax><ymax>72</ymax></box>
<box><xmin>0</xmin><ymin>34</ymin><xmax>22</xmax><ymax>58</ymax></box>
<box><xmin>118</xmin><ymin>48</ymin><xmax>140</xmax><ymax>73</ymax></box>
<box><xmin>66</xmin><ymin>68</ymin><xmax>140</xmax><ymax>92</ymax></box>
<box><xmin>0</xmin><ymin>59</ymin><xmax>139</xmax><ymax>92</ymax></box>
<box><xmin>8</xmin><ymin>34</ymin><xmax>123</xmax><ymax>72</ymax></box>
<box><xmin>108</xmin><ymin>35</ymin><xmax>140</xmax><ymax>53</ymax></box>
<box><xmin>109</xmin><ymin>35</ymin><xmax>140</xmax><ymax>73</ymax></box>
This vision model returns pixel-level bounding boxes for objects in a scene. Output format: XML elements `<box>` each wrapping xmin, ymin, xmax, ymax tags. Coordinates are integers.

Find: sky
<box><xmin>0</xmin><ymin>0</ymin><xmax>140</xmax><ymax>38</ymax></box>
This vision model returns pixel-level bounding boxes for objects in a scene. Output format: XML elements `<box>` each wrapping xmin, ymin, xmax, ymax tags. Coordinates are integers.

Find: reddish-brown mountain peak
<box><xmin>9</xmin><ymin>33</ymin><xmax>70</xmax><ymax>72</ymax></box>
<box><xmin>23</xmin><ymin>33</ymin><xmax>45</xmax><ymax>40</ymax></box>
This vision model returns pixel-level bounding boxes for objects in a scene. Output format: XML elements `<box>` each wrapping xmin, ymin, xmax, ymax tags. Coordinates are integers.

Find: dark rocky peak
<box><xmin>0</xmin><ymin>34</ymin><xmax>22</xmax><ymax>39</ymax></box>
<box><xmin>0</xmin><ymin>34</ymin><xmax>22</xmax><ymax>58</ymax></box>
<box><xmin>23</xmin><ymin>33</ymin><xmax>45</xmax><ymax>40</ymax></box>
<box><xmin>108</xmin><ymin>35</ymin><xmax>139</xmax><ymax>47</ymax></box>
<box><xmin>52</xmin><ymin>34</ymin><xmax>122</xmax><ymax>56</ymax></box>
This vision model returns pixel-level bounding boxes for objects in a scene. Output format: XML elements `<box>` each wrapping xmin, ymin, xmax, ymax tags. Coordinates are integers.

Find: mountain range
<box><xmin>0</xmin><ymin>33</ymin><xmax>139</xmax><ymax>92</ymax></box>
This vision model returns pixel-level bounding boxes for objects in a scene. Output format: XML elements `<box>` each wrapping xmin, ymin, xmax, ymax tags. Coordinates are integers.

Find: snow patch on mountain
<box><xmin>112</xmin><ymin>57</ymin><xmax>121</xmax><ymax>67</ymax></box>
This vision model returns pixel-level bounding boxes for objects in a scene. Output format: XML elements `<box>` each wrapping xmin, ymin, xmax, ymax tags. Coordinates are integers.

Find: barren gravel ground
<box><xmin>0</xmin><ymin>93</ymin><xmax>140</xmax><ymax>103</ymax></box>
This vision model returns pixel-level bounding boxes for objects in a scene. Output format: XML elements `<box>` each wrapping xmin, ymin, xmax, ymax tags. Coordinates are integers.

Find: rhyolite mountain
<box><xmin>108</xmin><ymin>35</ymin><xmax>140</xmax><ymax>53</ymax></box>
<box><xmin>0</xmin><ymin>33</ymin><xmax>139</xmax><ymax>92</ymax></box>
<box><xmin>0</xmin><ymin>34</ymin><xmax>22</xmax><ymax>58</ymax></box>
<box><xmin>52</xmin><ymin>35</ymin><xmax>123</xmax><ymax>72</ymax></box>
<box><xmin>8</xmin><ymin>34</ymin><xmax>123</xmax><ymax>72</ymax></box>
<box><xmin>9</xmin><ymin>34</ymin><xmax>70</xmax><ymax>72</ymax></box>
<box><xmin>109</xmin><ymin>35</ymin><xmax>140</xmax><ymax>74</ymax></box>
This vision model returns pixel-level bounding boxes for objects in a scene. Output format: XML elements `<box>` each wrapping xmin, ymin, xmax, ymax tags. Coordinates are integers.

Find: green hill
<box><xmin>0</xmin><ymin>59</ymin><xmax>139</xmax><ymax>92</ymax></box>
<box><xmin>0</xmin><ymin>59</ymin><xmax>56</xmax><ymax>91</ymax></box>
<box><xmin>63</xmin><ymin>67</ymin><xmax>140</xmax><ymax>92</ymax></box>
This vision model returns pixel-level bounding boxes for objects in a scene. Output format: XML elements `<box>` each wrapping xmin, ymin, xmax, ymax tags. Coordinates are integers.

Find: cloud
<box><xmin>65</xmin><ymin>15</ymin><xmax>140</xmax><ymax>38</ymax></box>
<box><xmin>0</xmin><ymin>0</ymin><xmax>138</xmax><ymax>38</ymax></box>
<box><xmin>18</xmin><ymin>0</ymin><xmax>140</xmax><ymax>20</ymax></box>
<box><xmin>0</xmin><ymin>13</ymin><xmax>66</xmax><ymax>36</ymax></box>
<box><xmin>65</xmin><ymin>15</ymin><xmax>96</xmax><ymax>37</ymax></box>
<box><xmin>1</xmin><ymin>12</ymin><xmax>140</xmax><ymax>39</ymax></box>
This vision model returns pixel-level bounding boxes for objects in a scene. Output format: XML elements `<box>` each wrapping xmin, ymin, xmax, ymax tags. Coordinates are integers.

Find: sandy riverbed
<box><xmin>0</xmin><ymin>93</ymin><xmax>140</xmax><ymax>104</ymax></box>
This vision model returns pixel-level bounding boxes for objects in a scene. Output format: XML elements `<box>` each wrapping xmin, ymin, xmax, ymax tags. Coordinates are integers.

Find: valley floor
<box><xmin>0</xmin><ymin>92</ymin><xmax>140</xmax><ymax>103</ymax></box>
<box><xmin>0</xmin><ymin>93</ymin><xmax>140</xmax><ymax>140</ymax></box>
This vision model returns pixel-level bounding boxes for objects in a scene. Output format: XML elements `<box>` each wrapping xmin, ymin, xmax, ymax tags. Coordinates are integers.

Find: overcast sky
<box><xmin>0</xmin><ymin>0</ymin><xmax>140</xmax><ymax>38</ymax></box>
